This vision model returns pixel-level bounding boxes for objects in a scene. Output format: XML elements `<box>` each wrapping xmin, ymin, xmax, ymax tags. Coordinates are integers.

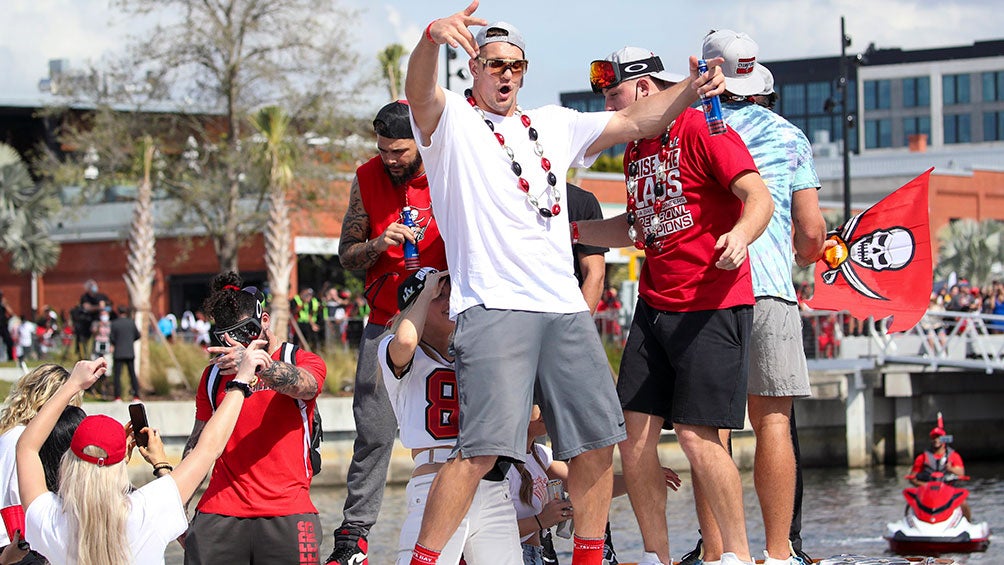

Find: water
<box><xmin>164</xmin><ymin>462</ymin><xmax>1004</xmax><ymax>564</ymax></box>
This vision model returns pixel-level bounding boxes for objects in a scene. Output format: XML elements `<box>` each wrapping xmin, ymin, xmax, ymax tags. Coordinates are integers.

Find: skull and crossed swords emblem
<box><xmin>821</xmin><ymin>211</ymin><xmax>916</xmax><ymax>301</ymax></box>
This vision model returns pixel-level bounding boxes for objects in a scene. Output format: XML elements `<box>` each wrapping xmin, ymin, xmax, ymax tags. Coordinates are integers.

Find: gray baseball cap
<box><xmin>475</xmin><ymin>21</ymin><xmax>525</xmax><ymax>55</ymax></box>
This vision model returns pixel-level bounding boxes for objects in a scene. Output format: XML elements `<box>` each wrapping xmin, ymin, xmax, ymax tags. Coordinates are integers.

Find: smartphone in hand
<box><xmin>128</xmin><ymin>402</ymin><xmax>150</xmax><ymax>447</ymax></box>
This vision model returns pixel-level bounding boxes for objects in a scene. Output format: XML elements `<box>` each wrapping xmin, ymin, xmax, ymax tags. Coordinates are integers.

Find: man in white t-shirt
<box><xmin>403</xmin><ymin>4</ymin><xmax>725</xmax><ymax>564</ymax></box>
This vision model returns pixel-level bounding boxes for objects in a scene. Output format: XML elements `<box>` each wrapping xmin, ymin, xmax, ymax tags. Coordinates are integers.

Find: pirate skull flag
<box><xmin>806</xmin><ymin>168</ymin><xmax>933</xmax><ymax>333</ymax></box>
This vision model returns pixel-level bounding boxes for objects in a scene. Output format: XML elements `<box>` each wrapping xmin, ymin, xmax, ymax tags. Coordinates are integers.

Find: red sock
<box><xmin>572</xmin><ymin>535</ymin><xmax>605</xmax><ymax>565</ymax></box>
<box><xmin>410</xmin><ymin>543</ymin><xmax>440</xmax><ymax>565</ymax></box>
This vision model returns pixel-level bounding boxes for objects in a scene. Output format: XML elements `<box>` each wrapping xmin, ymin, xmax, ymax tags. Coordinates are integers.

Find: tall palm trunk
<box><xmin>123</xmin><ymin>139</ymin><xmax>156</xmax><ymax>391</ymax></box>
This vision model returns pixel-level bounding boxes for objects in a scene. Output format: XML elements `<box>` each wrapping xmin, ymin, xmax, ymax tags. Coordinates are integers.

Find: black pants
<box><xmin>112</xmin><ymin>357</ymin><xmax>140</xmax><ymax>399</ymax></box>
<box><xmin>185</xmin><ymin>512</ymin><xmax>321</xmax><ymax>564</ymax></box>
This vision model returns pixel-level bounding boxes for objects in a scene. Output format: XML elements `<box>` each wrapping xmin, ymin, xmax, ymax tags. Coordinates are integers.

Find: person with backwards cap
<box><xmin>575</xmin><ymin>45</ymin><xmax>774</xmax><ymax>565</ymax></box>
<box><xmin>404</xmin><ymin>3</ymin><xmax>728</xmax><ymax>564</ymax></box>
<box><xmin>15</xmin><ymin>354</ymin><xmax>254</xmax><ymax>565</ymax></box>
<box><xmin>326</xmin><ymin>100</ymin><xmax>448</xmax><ymax>565</ymax></box>
<box><xmin>675</xmin><ymin>29</ymin><xmax>829</xmax><ymax>565</ymax></box>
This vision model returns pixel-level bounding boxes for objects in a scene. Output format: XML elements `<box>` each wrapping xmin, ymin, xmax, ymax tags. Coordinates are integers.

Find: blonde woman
<box><xmin>16</xmin><ymin>347</ymin><xmax>257</xmax><ymax>565</ymax></box>
<box><xmin>0</xmin><ymin>364</ymin><xmax>79</xmax><ymax>549</ymax></box>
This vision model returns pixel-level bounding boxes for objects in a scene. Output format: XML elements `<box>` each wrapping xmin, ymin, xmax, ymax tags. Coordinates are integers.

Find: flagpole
<box><xmin>840</xmin><ymin>16</ymin><xmax>852</xmax><ymax>224</ymax></box>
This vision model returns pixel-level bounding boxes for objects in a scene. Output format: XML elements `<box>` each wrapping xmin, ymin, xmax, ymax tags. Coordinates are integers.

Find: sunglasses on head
<box><xmin>213</xmin><ymin>316</ymin><xmax>262</xmax><ymax>347</ymax></box>
<box><xmin>478</xmin><ymin>57</ymin><xmax>529</xmax><ymax>76</ymax></box>
<box><xmin>589</xmin><ymin>56</ymin><xmax>665</xmax><ymax>93</ymax></box>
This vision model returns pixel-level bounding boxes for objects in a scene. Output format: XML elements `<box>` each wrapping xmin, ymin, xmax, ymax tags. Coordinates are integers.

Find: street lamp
<box><xmin>444</xmin><ymin>46</ymin><xmax>470</xmax><ymax>91</ymax></box>
<box><xmin>83</xmin><ymin>145</ymin><xmax>99</xmax><ymax>181</ymax></box>
<box><xmin>824</xmin><ymin>16</ymin><xmax>857</xmax><ymax>224</ymax></box>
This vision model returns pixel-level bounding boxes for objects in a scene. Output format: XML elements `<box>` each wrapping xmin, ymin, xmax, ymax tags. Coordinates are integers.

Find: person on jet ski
<box><xmin>909</xmin><ymin>426</ymin><xmax>970</xmax><ymax>519</ymax></box>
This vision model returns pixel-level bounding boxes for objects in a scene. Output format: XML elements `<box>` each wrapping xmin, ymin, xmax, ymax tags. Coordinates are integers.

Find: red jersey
<box><xmin>194</xmin><ymin>345</ymin><xmax>326</xmax><ymax>517</ymax></box>
<box><xmin>626</xmin><ymin>108</ymin><xmax>757</xmax><ymax>312</ymax></box>
<box><xmin>356</xmin><ymin>156</ymin><xmax>447</xmax><ymax>327</ymax></box>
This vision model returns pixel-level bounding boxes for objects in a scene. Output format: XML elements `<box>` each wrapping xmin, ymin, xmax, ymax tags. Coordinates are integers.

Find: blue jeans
<box><xmin>521</xmin><ymin>543</ymin><xmax>544</xmax><ymax>565</ymax></box>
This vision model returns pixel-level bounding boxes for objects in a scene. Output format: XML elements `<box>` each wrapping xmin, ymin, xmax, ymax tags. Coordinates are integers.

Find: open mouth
<box><xmin>499</xmin><ymin>85</ymin><xmax>512</xmax><ymax>95</ymax></box>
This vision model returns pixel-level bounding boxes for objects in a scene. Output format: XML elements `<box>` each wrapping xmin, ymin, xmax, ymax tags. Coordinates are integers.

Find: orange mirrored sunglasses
<box><xmin>478</xmin><ymin>57</ymin><xmax>529</xmax><ymax>76</ymax></box>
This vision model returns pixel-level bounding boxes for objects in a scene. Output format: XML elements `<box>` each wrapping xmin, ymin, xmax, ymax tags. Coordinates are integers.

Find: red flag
<box><xmin>806</xmin><ymin>168</ymin><xmax>933</xmax><ymax>333</ymax></box>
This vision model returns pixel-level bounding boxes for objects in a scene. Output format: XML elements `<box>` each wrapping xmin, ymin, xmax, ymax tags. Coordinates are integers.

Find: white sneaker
<box><xmin>638</xmin><ymin>551</ymin><xmax>666</xmax><ymax>565</ymax></box>
<box><xmin>763</xmin><ymin>549</ymin><xmax>799</xmax><ymax>565</ymax></box>
<box><xmin>719</xmin><ymin>553</ymin><xmax>754</xmax><ymax>565</ymax></box>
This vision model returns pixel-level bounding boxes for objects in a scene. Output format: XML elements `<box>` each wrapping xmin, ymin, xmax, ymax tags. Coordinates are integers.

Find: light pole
<box><xmin>839</xmin><ymin>16</ymin><xmax>853</xmax><ymax>223</ymax></box>
<box><xmin>444</xmin><ymin>46</ymin><xmax>469</xmax><ymax>91</ymax></box>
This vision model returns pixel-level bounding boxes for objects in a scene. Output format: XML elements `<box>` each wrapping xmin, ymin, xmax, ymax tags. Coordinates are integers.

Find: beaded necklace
<box><xmin>625</xmin><ymin>126</ymin><xmax>673</xmax><ymax>250</ymax></box>
<box><xmin>465</xmin><ymin>89</ymin><xmax>560</xmax><ymax>218</ymax></box>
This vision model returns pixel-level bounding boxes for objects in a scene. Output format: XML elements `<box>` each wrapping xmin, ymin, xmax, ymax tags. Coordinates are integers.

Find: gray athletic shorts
<box><xmin>452</xmin><ymin>306</ymin><xmax>626</xmax><ymax>462</ymax></box>
<box><xmin>747</xmin><ymin>297</ymin><xmax>811</xmax><ymax>397</ymax></box>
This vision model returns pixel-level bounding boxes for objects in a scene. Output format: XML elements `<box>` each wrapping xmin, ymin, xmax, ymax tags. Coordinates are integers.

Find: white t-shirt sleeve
<box><xmin>559</xmin><ymin>107</ymin><xmax>614</xmax><ymax>168</ymax></box>
<box><xmin>24</xmin><ymin>491</ymin><xmax>67</xmax><ymax>561</ymax></box>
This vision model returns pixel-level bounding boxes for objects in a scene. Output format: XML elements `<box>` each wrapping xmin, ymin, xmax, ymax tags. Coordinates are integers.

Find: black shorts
<box><xmin>184</xmin><ymin>512</ymin><xmax>321</xmax><ymax>564</ymax></box>
<box><xmin>617</xmin><ymin>299</ymin><xmax>752</xmax><ymax>430</ymax></box>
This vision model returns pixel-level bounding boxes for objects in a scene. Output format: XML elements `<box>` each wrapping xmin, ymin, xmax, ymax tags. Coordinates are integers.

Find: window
<box><xmin>984</xmin><ymin>111</ymin><xmax>1004</xmax><ymax>141</ymax></box>
<box><xmin>807</xmin><ymin>81</ymin><xmax>832</xmax><ymax>114</ymax></box>
<box><xmin>807</xmin><ymin>116</ymin><xmax>835</xmax><ymax>145</ymax></box>
<box><xmin>943</xmin><ymin>74</ymin><xmax>970</xmax><ymax>105</ymax></box>
<box><xmin>983</xmin><ymin>71</ymin><xmax>1004</xmax><ymax>102</ymax></box>
<box><xmin>944</xmin><ymin>114</ymin><xmax>971</xmax><ymax>144</ymax></box>
<box><xmin>864</xmin><ymin>119</ymin><xmax>892</xmax><ymax>148</ymax></box>
<box><xmin>902</xmin><ymin>77</ymin><xmax>930</xmax><ymax>107</ymax></box>
<box><xmin>903</xmin><ymin>116</ymin><xmax>931</xmax><ymax>141</ymax></box>
<box><xmin>864</xmin><ymin>80</ymin><xmax>891</xmax><ymax>110</ymax></box>
<box><xmin>781</xmin><ymin>83</ymin><xmax>806</xmax><ymax>114</ymax></box>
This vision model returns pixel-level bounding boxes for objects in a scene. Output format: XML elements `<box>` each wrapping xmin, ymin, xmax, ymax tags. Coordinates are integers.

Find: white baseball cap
<box><xmin>591</xmin><ymin>47</ymin><xmax>686</xmax><ymax>93</ymax></box>
<box><xmin>702</xmin><ymin>29</ymin><xmax>768</xmax><ymax>97</ymax></box>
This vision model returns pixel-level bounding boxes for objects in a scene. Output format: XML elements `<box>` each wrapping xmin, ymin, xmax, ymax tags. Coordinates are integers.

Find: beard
<box><xmin>386</xmin><ymin>154</ymin><xmax>424</xmax><ymax>186</ymax></box>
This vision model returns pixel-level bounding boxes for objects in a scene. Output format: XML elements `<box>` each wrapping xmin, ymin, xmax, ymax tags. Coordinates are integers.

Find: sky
<box><xmin>2</xmin><ymin>0</ymin><xmax>1003</xmax><ymax>113</ymax></box>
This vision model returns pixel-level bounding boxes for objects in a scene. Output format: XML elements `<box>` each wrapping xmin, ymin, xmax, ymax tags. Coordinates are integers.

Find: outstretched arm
<box><xmin>258</xmin><ymin>361</ymin><xmax>319</xmax><ymax>400</ymax></box>
<box><xmin>588</xmin><ymin>56</ymin><xmax>726</xmax><ymax>156</ymax></box>
<box><xmin>17</xmin><ymin>359</ymin><xmax>106</xmax><ymax>508</ymax></box>
<box><xmin>405</xmin><ymin>1</ymin><xmax>487</xmax><ymax>145</ymax></box>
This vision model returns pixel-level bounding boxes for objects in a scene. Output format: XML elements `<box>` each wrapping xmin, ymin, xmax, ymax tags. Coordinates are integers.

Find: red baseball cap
<box><xmin>930</xmin><ymin>426</ymin><xmax>947</xmax><ymax>438</ymax></box>
<box><xmin>70</xmin><ymin>415</ymin><xmax>127</xmax><ymax>467</ymax></box>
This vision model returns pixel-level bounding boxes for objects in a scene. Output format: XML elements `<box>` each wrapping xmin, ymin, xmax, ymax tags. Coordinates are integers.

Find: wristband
<box><xmin>153</xmin><ymin>463</ymin><xmax>173</xmax><ymax>477</ymax></box>
<box><xmin>425</xmin><ymin>19</ymin><xmax>439</xmax><ymax>44</ymax></box>
<box><xmin>225</xmin><ymin>379</ymin><xmax>253</xmax><ymax>397</ymax></box>
<box><xmin>570</xmin><ymin>221</ymin><xmax>580</xmax><ymax>245</ymax></box>
<box><xmin>534</xmin><ymin>514</ymin><xmax>543</xmax><ymax>531</ymax></box>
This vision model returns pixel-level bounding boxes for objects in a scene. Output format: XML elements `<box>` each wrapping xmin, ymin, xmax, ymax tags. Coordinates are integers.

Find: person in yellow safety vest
<box><xmin>291</xmin><ymin>287</ymin><xmax>322</xmax><ymax>350</ymax></box>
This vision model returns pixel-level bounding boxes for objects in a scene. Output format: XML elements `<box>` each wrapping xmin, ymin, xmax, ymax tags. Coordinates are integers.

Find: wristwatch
<box><xmin>225</xmin><ymin>379</ymin><xmax>253</xmax><ymax>398</ymax></box>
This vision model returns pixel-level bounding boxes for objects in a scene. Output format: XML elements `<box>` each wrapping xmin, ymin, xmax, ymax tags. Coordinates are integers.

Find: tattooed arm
<box><xmin>258</xmin><ymin>362</ymin><xmax>319</xmax><ymax>400</ymax></box>
<box><xmin>338</xmin><ymin>174</ymin><xmax>417</xmax><ymax>270</ymax></box>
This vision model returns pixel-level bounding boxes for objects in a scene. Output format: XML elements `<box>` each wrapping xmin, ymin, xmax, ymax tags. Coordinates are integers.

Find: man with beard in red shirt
<box><xmin>325</xmin><ymin>100</ymin><xmax>448</xmax><ymax>565</ymax></box>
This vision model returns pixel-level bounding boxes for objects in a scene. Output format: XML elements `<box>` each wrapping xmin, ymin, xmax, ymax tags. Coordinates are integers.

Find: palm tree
<box><xmin>0</xmin><ymin>143</ymin><xmax>60</xmax><ymax>275</ymax></box>
<box><xmin>123</xmin><ymin>138</ymin><xmax>157</xmax><ymax>390</ymax></box>
<box><xmin>378</xmin><ymin>43</ymin><xmax>408</xmax><ymax>101</ymax></box>
<box><xmin>250</xmin><ymin>106</ymin><xmax>297</xmax><ymax>343</ymax></box>
<box><xmin>935</xmin><ymin>219</ymin><xmax>1002</xmax><ymax>288</ymax></box>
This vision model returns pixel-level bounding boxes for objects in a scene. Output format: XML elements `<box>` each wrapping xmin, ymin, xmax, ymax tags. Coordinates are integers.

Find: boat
<box><xmin>884</xmin><ymin>471</ymin><xmax>991</xmax><ymax>555</ymax></box>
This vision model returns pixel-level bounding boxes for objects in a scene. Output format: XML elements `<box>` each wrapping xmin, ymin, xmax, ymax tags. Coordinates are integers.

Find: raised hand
<box><xmin>427</xmin><ymin>1</ymin><xmax>488</xmax><ymax>57</ymax></box>
<box><xmin>68</xmin><ymin>358</ymin><xmax>107</xmax><ymax>391</ymax></box>
<box><xmin>689</xmin><ymin>56</ymin><xmax>726</xmax><ymax>98</ymax></box>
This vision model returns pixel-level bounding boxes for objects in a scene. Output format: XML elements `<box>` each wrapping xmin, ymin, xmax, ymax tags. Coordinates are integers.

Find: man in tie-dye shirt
<box><xmin>703</xmin><ymin>29</ymin><xmax>829</xmax><ymax>565</ymax></box>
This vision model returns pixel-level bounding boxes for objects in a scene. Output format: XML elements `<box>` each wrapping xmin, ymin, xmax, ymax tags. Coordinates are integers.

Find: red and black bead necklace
<box><xmin>465</xmin><ymin>89</ymin><xmax>560</xmax><ymax>218</ymax></box>
<box><xmin>625</xmin><ymin>127</ymin><xmax>673</xmax><ymax>250</ymax></box>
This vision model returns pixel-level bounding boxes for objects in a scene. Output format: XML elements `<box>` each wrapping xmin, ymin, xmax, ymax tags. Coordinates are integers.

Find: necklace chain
<box><xmin>465</xmin><ymin>89</ymin><xmax>561</xmax><ymax>218</ymax></box>
<box><xmin>625</xmin><ymin>127</ymin><xmax>673</xmax><ymax>250</ymax></box>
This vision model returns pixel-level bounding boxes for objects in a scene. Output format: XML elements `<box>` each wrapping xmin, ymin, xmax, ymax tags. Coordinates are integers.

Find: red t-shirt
<box><xmin>194</xmin><ymin>346</ymin><xmax>326</xmax><ymax>517</ymax></box>
<box><xmin>356</xmin><ymin>157</ymin><xmax>448</xmax><ymax>327</ymax></box>
<box><xmin>626</xmin><ymin>108</ymin><xmax>757</xmax><ymax>312</ymax></box>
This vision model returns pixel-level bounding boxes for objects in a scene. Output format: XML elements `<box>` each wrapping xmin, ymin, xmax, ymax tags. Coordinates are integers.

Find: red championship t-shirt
<box><xmin>626</xmin><ymin>108</ymin><xmax>758</xmax><ymax>312</ymax></box>
<box><xmin>194</xmin><ymin>346</ymin><xmax>326</xmax><ymax>517</ymax></box>
<box><xmin>356</xmin><ymin>157</ymin><xmax>447</xmax><ymax>327</ymax></box>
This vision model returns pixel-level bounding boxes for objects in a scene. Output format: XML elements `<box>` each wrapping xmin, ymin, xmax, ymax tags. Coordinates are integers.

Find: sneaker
<box><xmin>678</xmin><ymin>537</ymin><xmax>704</xmax><ymax>565</ymax></box>
<box><xmin>114</xmin><ymin>397</ymin><xmax>123</xmax><ymax>403</ymax></box>
<box><xmin>790</xmin><ymin>542</ymin><xmax>813</xmax><ymax>565</ymax></box>
<box><xmin>637</xmin><ymin>551</ymin><xmax>664</xmax><ymax>565</ymax></box>
<box><xmin>324</xmin><ymin>528</ymin><xmax>368</xmax><ymax>565</ymax></box>
<box><xmin>763</xmin><ymin>549</ymin><xmax>801</xmax><ymax>565</ymax></box>
<box><xmin>719</xmin><ymin>553</ymin><xmax>753</xmax><ymax>565</ymax></box>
